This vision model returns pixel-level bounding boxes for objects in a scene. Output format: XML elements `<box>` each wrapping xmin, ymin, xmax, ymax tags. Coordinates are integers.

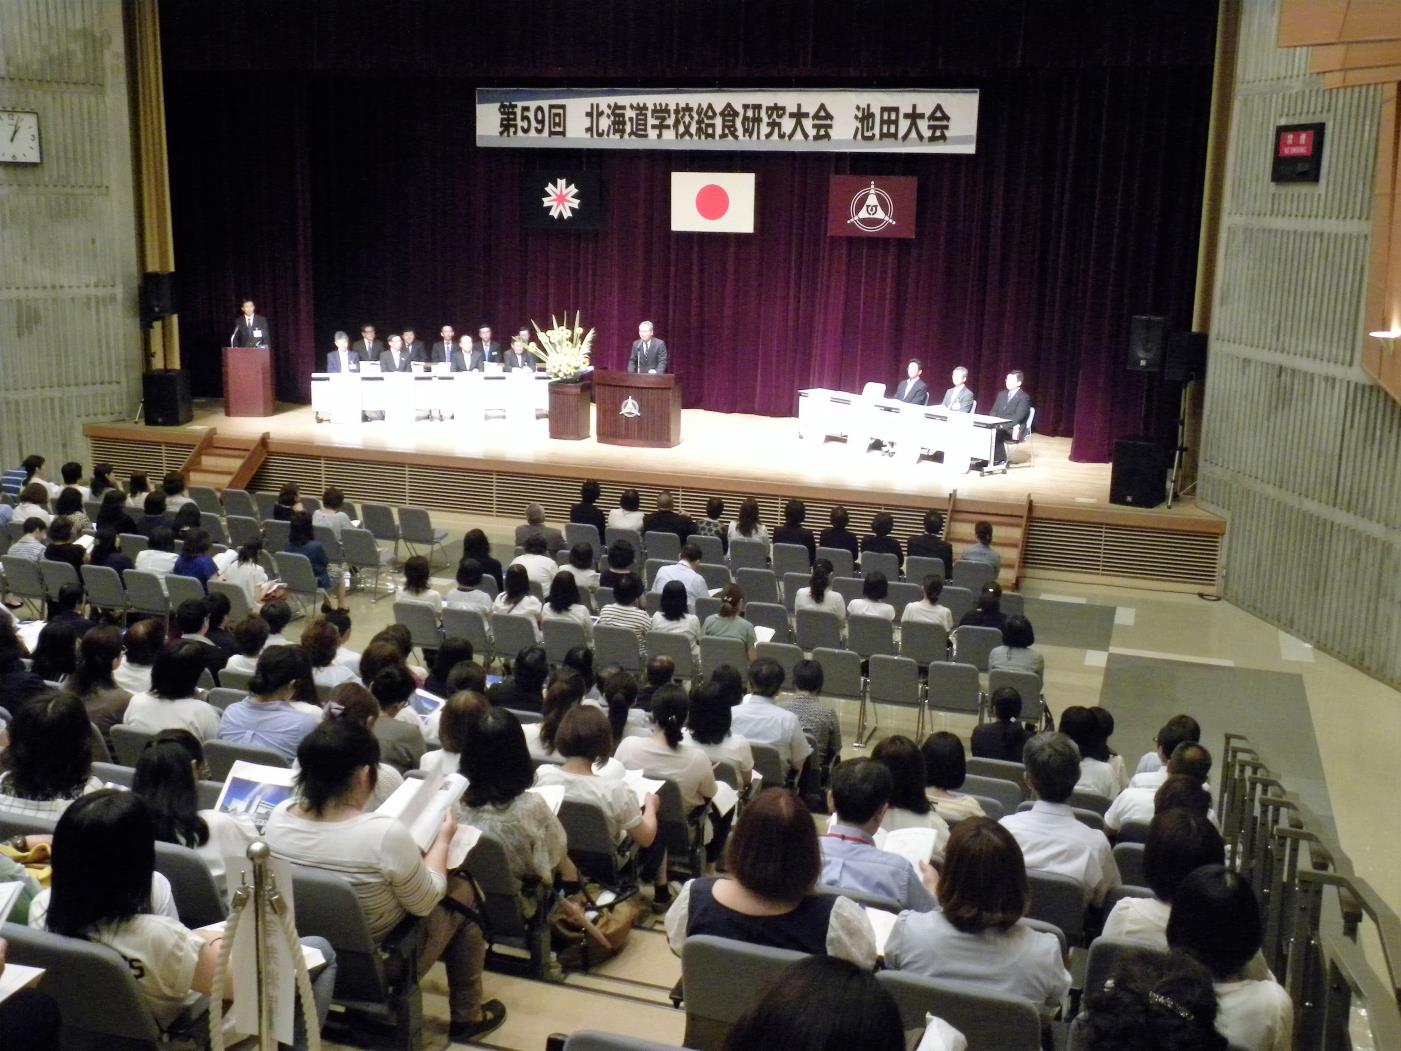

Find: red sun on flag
<box><xmin>695</xmin><ymin>184</ymin><xmax>730</xmax><ymax>221</ymax></box>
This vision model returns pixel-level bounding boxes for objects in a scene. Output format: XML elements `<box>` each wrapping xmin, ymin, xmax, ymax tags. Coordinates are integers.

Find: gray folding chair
<box><xmin>120</xmin><ymin>531</ymin><xmax>149</xmax><ymax>556</ymax></box>
<box><xmin>795</xmin><ymin>608</ymin><xmax>843</xmax><ymax>651</ymax></box>
<box><xmin>952</xmin><ymin>558</ymin><xmax>997</xmax><ymax>592</ymax></box>
<box><xmin>700</xmin><ymin>635</ymin><xmax>749</xmax><ymax>678</ymax></box>
<box><xmin>727</xmin><ymin>537</ymin><xmax>768</xmax><ymax>571</ymax></box>
<box><xmin>643</xmin><ymin>558</ymin><xmax>668</xmax><ymax>587</ymax></box>
<box><xmin>962</xmin><ymin>773</ymin><xmax>1024</xmax><ymax>814</ymax></box>
<box><xmin>123</xmin><ymin>569</ymin><xmax>170</xmax><ymax>617</ymax></box>
<box><xmin>860</xmin><ymin>549</ymin><xmax>899</xmax><ymax>580</ymax></box>
<box><xmin>604</xmin><ymin>527</ymin><xmax>645</xmax><ymax>563</ymax></box>
<box><xmin>1117</xmin><ymin>819</ymin><xmax>1152</xmax><ymax>844</ymax></box>
<box><xmin>644</xmin><ymin>531</ymin><xmax>682</xmax><ymax>563</ymax></box>
<box><xmin>398</xmin><ymin>506</ymin><xmax>448</xmax><ymax>567</ymax></box>
<box><xmin>274</xmin><ymin>550</ymin><xmax>325</xmax><ymax>618</ymax></box>
<box><xmin>204</xmin><ymin>739</ymin><xmax>290</xmax><ymax>781</ymax></box>
<box><xmin>815</xmin><ymin>546</ymin><xmax>855</xmax><ymax>577</ymax></box>
<box><xmin>313</xmin><ymin>524</ymin><xmax>344</xmax><ymax>563</ymax></box>
<box><xmin>1001</xmin><ymin>590</ymin><xmax>1025</xmax><ymax>617</ymax></box>
<box><xmin>939</xmin><ymin>584</ymin><xmax>975</xmax><ymax>623</ymax></box>
<box><xmin>886</xmin><ymin>581</ymin><xmax>922</xmax><ymax>619</ymax></box>
<box><xmin>361</xmin><ymin>502</ymin><xmax>401</xmax><ymax>560</ymax></box>
<box><xmin>1014</xmin><ymin>799</ymin><xmax>1106</xmax><ymax>833</ymax></box>
<box><xmin>110</xmin><ymin>723</ymin><xmax>157</xmax><ymax>766</ymax></box>
<box><xmin>812</xmin><ymin>647</ymin><xmax>863</xmax><ymax>702</ymax></box>
<box><xmin>1</xmin><ymin>555</ymin><xmax>46</xmax><ymax>616</ymax></box>
<box><xmin>221</xmin><ymin>488</ymin><xmax>258</xmax><ymax>518</ymax></box>
<box><xmin>900</xmin><ymin>619</ymin><xmax>949</xmax><ymax>667</ymax></box>
<box><xmin>814</xmin><ymin>883</ymin><xmax>903</xmax><ymax>914</ymax></box>
<box><xmin>695</xmin><ymin>596</ymin><xmax>722</xmax><ymax>622</ymax></box>
<box><xmin>847</xmin><ymin>613</ymin><xmax>895</xmax><ymax>659</ymax></box>
<box><xmin>198</xmin><ymin>512</ymin><xmax>229</xmax><ymax>546</ymax></box>
<box><xmin>492</xmin><ymin>613</ymin><xmax>541</xmax><ymax>665</ymax></box>
<box><xmin>1113</xmin><ymin>841</ymin><xmax>1147</xmax><ymax>886</ymax></box>
<box><xmin>208</xmin><ymin>579</ymin><xmax>252</xmax><ymax>623</ymax></box>
<box><xmin>868</xmin><ymin>654</ymin><xmax>924</xmax><ymax>737</ymax></box>
<box><xmin>735</xmin><ymin>567</ymin><xmax>779</xmax><ymax>606</ymax></box>
<box><xmin>686</xmin><ymin>534</ymin><xmax>724</xmax><ymax>563</ymax></box>
<box><xmin>681</xmin><ymin>935</ymin><xmax>806</xmax><ymax>1051</ymax></box>
<box><xmin>646</xmin><ymin>631</ymin><xmax>699</xmax><ymax>680</ymax></box>
<box><xmin>207</xmin><ymin>686</ymin><xmax>246</xmax><ymax>711</ymax></box>
<box><xmin>442</xmin><ymin>607</ymin><xmax>492</xmax><ymax>662</ymax></box>
<box><xmin>82</xmin><ymin>563</ymin><xmax>129</xmax><ymax>616</ymax></box>
<box><xmin>38</xmin><ymin>558</ymin><xmax>81</xmax><ymax>601</ymax></box>
<box><xmin>564</xmin><ymin>1032</ymin><xmax>687</xmax><ymax>1051</ymax></box>
<box><xmin>565</xmin><ymin>523</ymin><xmax>602</xmax><ymax>555</ymax></box>
<box><xmin>966</xmin><ymin>756</ymin><xmax>1026</xmax><ymax>783</ymax></box>
<box><xmin>155</xmin><ymin>841</ymin><xmax>227</xmax><ymax>927</ymax></box>
<box><xmin>262</xmin><ymin>518</ymin><xmax>290</xmax><ymax>553</ymax></box>
<box><xmin>1071</xmin><ymin>788</ymin><xmax>1113</xmax><ymax>816</ymax></box>
<box><xmin>542</xmin><ymin>618</ymin><xmax>588</xmax><ymax>665</ymax></box>
<box><xmin>745</xmin><ymin>601</ymin><xmax>790</xmax><ymax>643</ymax></box>
<box><xmin>780</xmin><ymin>571</ymin><xmax>808</xmax><ymax>613</ymax></box>
<box><xmin>253</xmin><ymin>491</ymin><xmax>278</xmax><ymax>519</ymax></box>
<box><xmin>829</xmin><ymin>575</ymin><xmax>864</xmax><ymax>607</ymax></box>
<box><xmin>594</xmin><ymin>623</ymin><xmax>643</xmax><ymax>673</ymax></box>
<box><xmin>755</xmin><ymin>641</ymin><xmax>802</xmax><ymax>687</ymax></box>
<box><xmin>925</xmin><ymin>660</ymin><xmax>982</xmax><ymax>723</ymax></box>
<box><xmin>595</xmin><ymin>585</ymin><xmax>614</xmax><ymax>608</ymax></box>
<box><xmin>877</xmin><ymin>971</ymin><xmax>1041</xmax><ymax>1051</ymax></box>
<box><xmin>905</xmin><ymin>555</ymin><xmax>946</xmax><ymax>584</ymax></box>
<box><xmin>559</xmin><ymin>797</ymin><xmax>638</xmax><ymax>887</ymax></box>
<box><xmin>463</xmin><ymin>828</ymin><xmax>555</xmax><ymax>979</ymax></box>
<box><xmin>697</xmin><ymin>562</ymin><xmax>730</xmax><ymax>590</ymax></box>
<box><xmin>189</xmin><ymin>485</ymin><xmax>223</xmax><ymax>515</ymax></box>
<box><xmin>393</xmin><ymin>601</ymin><xmax>443</xmax><ymax>659</ymax></box>
<box><xmin>771</xmin><ymin>543</ymin><xmax>810</xmax><ymax>578</ymax></box>
<box><xmin>952</xmin><ymin>624</ymin><xmax>1002</xmax><ymax>671</ymax></box>
<box><xmin>650</xmin><ymin>776</ymin><xmax>706</xmax><ymax>879</ymax></box>
<box><xmin>165</xmin><ymin>573</ymin><xmax>207</xmax><ymax>610</ymax></box>
<box><xmin>225</xmin><ymin>514</ymin><xmax>261</xmax><ymax>547</ymax></box>
<box><xmin>1104</xmin><ymin>884</ymin><xmax>1155</xmax><ymax>914</ymax></box>
<box><xmin>1026</xmin><ymin>869</ymin><xmax>1088</xmax><ymax>946</ymax></box>
<box><xmin>342</xmin><ymin>526</ymin><xmax>394</xmax><ymax>600</ymax></box>
<box><xmin>93</xmin><ymin>760</ymin><xmax>132</xmax><ymax>787</ymax></box>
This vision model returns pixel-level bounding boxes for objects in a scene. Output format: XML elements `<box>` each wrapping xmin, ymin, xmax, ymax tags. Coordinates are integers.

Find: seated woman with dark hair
<box><xmin>1060</xmin><ymin>705</ymin><xmax>1122</xmax><ymax>800</ymax></box>
<box><xmin>685</xmin><ymin>680</ymin><xmax>754</xmax><ymax>784</ymax></box>
<box><xmin>28</xmin><ymin>620</ymin><xmax>78</xmax><ymax>684</ymax></box>
<box><xmin>444</xmin><ymin>559</ymin><xmax>493</xmax><ymax>615</ymax></box>
<box><xmin>884</xmin><ymin>818</ymin><xmax>1070</xmax><ymax>1015</ymax></box>
<box><xmin>459</xmin><ymin>705</ymin><xmax>579</xmax><ymax>887</ymax></box>
<box><xmin>320</xmin><ymin>683</ymin><xmax>404</xmax><ymax>810</ymax></box>
<box><xmin>302</xmin><ymin>617</ymin><xmax>360</xmax><ymax>690</ymax></box>
<box><xmin>541</xmin><ymin>571</ymin><xmax>593</xmax><ymax>644</ymax></box>
<box><xmin>726</xmin><ymin>956</ymin><xmax>911</xmax><ymax>1051</ymax></box>
<box><xmin>132</xmin><ymin>734</ymin><xmax>256</xmax><ymax>899</ymax></box>
<box><xmin>989</xmin><ymin>613</ymin><xmax>1044</xmax><ymax>677</ymax></box>
<box><xmin>846</xmin><ymin>571</ymin><xmax>895</xmax><ymax>621</ymax></box>
<box><xmin>264</xmin><ymin>721</ymin><xmax>504</xmax><ymax>1042</ymax></box>
<box><xmin>418</xmin><ymin>690</ymin><xmax>488</xmax><ymax>777</ymax></box>
<box><xmin>421</xmin><ymin>637</ymin><xmax>473</xmax><ymax>700</ymax></box>
<box><xmin>920</xmin><ymin>731</ymin><xmax>986</xmax><ymax>823</ymax></box>
<box><xmin>649</xmin><ymin>578</ymin><xmax>702</xmax><ymax>663</ymax></box>
<box><xmin>0</xmin><ymin>619</ymin><xmax>45</xmax><ymax>709</ymax></box>
<box><xmin>122</xmin><ymin>641</ymin><xmax>222</xmax><ymax>741</ymax></box>
<box><xmin>958</xmin><ymin>582</ymin><xmax>1009</xmax><ymax>630</ymax></box>
<box><xmin>870</xmin><ymin>734</ymin><xmax>951</xmax><ymax>843</ymax></box>
<box><xmin>88</xmin><ymin>527</ymin><xmax>135</xmax><ymax>578</ymax></box>
<box><xmin>522</xmin><ymin>672</ymin><xmax>583</xmax><ymax>760</ymax></box>
<box><xmin>491</xmin><ymin>564</ymin><xmax>543</xmax><ymax>639</ymax></box>
<box><xmin>1077</xmin><ymin>949</ymin><xmax>1227</xmax><ymax>1051</ymax></box>
<box><xmin>461</xmin><ymin>529</ymin><xmax>503</xmax><ymax>590</ymax></box>
<box><xmin>598</xmin><ymin>538</ymin><xmax>636</xmax><ymax>590</ymax></box>
<box><xmin>72</xmin><ymin>625</ymin><xmax>132</xmax><ymax>741</ymax></box>
<box><xmin>94</xmin><ymin>488</ymin><xmax>138</xmax><ymax>536</ymax></box>
<box><xmin>286</xmin><ymin>510</ymin><xmax>345</xmax><ymax>612</ymax></box>
<box><xmin>218</xmin><ymin>646</ymin><xmax>321</xmax><ymax>762</ymax></box>
<box><xmin>1167</xmin><ymin>866</ymin><xmax>1293</xmax><ymax>1051</ymax></box>
<box><xmin>595</xmin><ymin>572</ymin><xmax>651</xmax><ymax>644</ymax></box>
<box><xmin>396</xmin><ymin>555</ymin><xmax>442</xmax><ymax>614</ymax></box>
<box><xmin>171</xmin><ymin>529</ymin><xmax>218</xmax><ymax>591</ymax></box>
<box><xmin>664</xmin><ymin>789</ymin><xmax>876</xmax><ymax>968</ymax></box>
<box><xmin>42</xmin><ymin>516</ymin><xmax>86</xmax><ymax>572</ymax></box>
<box><xmin>171</xmin><ymin>502</ymin><xmax>203</xmax><ymax>542</ymax></box>
<box><xmin>616</xmin><ymin>685</ymin><xmax>716</xmax><ymax>811</ymax></box>
<box><xmin>970</xmin><ymin>685</ymin><xmax>1031</xmax><ymax>762</ymax></box>
<box><xmin>860</xmin><ymin>511</ymin><xmax>902</xmax><ymax>567</ymax></box>
<box><xmin>39</xmin><ymin>790</ymin><xmax>337</xmax><ymax>1047</ymax></box>
<box><xmin>1103</xmin><ymin>808</ymin><xmax>1225</xmax><ymax>949</ymax></box>
<box><xmin>0</xmin><ymin>693</ymin><xmax>102</xmax><ymax>819</ymax></box>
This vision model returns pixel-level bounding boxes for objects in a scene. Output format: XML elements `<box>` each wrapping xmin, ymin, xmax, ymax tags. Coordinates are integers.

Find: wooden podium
<box><xmin>222</xmin><ymin>346</ymin><xmax>275</xmax><ymax>417</ymax></box>
<box><xmin>548</xmin><ymin>377</ymin><xmax>593</xmax><ymax>440</ymax></box>
<box><xmin>593</xmin><ymin>370</ymin><xmax>682</xmax><ymax>448</ymax></box>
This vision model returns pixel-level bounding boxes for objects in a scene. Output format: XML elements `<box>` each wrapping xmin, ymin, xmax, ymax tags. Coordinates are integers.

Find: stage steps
<box><xmin>180</xmin><ymin>430</ymin><xmax>269</xmax><ymax>492</ymax></box>
<box><xmin>944</xmin><ymin>492</ymin><xmax>1030</xmax><ymax>590</ymax></box>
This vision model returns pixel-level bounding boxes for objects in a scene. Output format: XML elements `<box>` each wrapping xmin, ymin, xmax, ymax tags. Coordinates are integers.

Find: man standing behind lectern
<box><xmin>627</xmin><ymin>320</ymin><xmax>669</xmax><ymax>374</ymax></box>
<box><xmin>232</xmin><ymin>299</ymin><xmax>269</xmax><ymax>348</ymax></box>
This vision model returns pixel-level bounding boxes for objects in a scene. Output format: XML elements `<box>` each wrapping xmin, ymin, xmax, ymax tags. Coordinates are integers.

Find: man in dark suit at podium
<box><xmin>232</xmin><ymin>299</ymin><xmax>269</xmax><ymax>348</ymax></box>
<box><xmin>894</xmin><ymin>360</ymin><xmax>929</xmax><ymax>404</ymax></box>
<box><xmin>503</xmin><ymin>337</ymin><xmax>534</xmax><ymax>371</ymax></box>
<box><xmin>627</xmin><ymin>320</ymin><xmax>669</xmax><ymax>374</ymax></box>
<box><xmin>989</xmin><ymin>370</ymin><xmax>1033</xmax><ymax>467</ymax></box>
<box><xmin>353</xmin><ymin>324</ymin><xmax>384</xmax><ymax>366</ymax></box>
<box><xmin>941</xmin><ymin>366</ymin><xmax>976</xmax><ymax>413</ymax></box>
<box><xmin>430</xmin><ymin>324</ymin><xmax>455</xmax><ymax>365</ymax></box>
<box><xmin>402</xmin><ymin>328</ymin><xmax>427</xmax><ymax>364</ymax></box>
<box><xmin>449</xmin><ymin>334</ymin><xmax>483</xmax><ymax>372</ymax></box>
<box><xmin>473</xmin><ymin>325</ymin><xmax>500</xmax><ymax>366</ymax></box>
<box><xmin>379</xmin><ymin>333</ymin><xmax>415</xmax><ymax>372</ymax></box>
<box><xmin>326</xmin><ymin>331</ymin><xmax>359</xmax><ymax>373</ymax></box>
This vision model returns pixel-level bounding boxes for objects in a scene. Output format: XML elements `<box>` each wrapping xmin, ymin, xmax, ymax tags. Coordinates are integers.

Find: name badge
<box><xmin>252</xmin><ymin>328</ymin><xmax>263</xmax><ymax>338</ymax></box>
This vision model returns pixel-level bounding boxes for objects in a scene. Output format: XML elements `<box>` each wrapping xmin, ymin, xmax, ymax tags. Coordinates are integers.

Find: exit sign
<box><xmin>1272</xmin><ymin>122</ymin><xmax>1325</xmax><ymax>183</ymax></box>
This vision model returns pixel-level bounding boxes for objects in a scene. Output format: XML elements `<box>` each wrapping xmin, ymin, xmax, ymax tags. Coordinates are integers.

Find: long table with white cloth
<box><xmin>797</xmin><ymin>387</ymin><xmax>1009</xmax><ymax>467</ymax></box>
<box><xmin>310</xmin><ymin>369</ymin><xmax>551</xmax><ymax>426</ymax></box>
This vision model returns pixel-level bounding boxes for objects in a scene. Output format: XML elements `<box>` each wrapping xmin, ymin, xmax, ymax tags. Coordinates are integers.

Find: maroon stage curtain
<box><xmin>161</xmin><ymin>0</ymin><xmax>1217</xmax><ymax>462</ymax></box>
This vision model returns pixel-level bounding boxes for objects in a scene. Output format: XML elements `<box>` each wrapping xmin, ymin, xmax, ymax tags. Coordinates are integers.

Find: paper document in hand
<box><xmin>874</xmin><ymin>826</ymin><xmax>940</xmax><ymax>875</ymax></box>
<box><xmin>0</xmin><ymin>881</ymin><xmax>23</xmax><ymax>926</ymax></box>
<box><xmin>0</xmin><ymin>961</ymin><xmax>44</xmax><ymax>1005</ymax></box>
<box><xmin>376</xmin><ymin>769</ymin><xmax>469</xmax><ymax>852</ymax></box>
<box><xmin>753</xmin><ymin>625</ymin><xmax>775</xmax><ymax>643</ymax></box>
<box><xmin>622</xmin><ymin>769</ymin><xmax>664</xmax><ymax>808</ymax></box>
<box><xmin>864</xmin><ymin>905</ymin><xmax>898</xmax><ymax>958</ymax></box>
<box><xmin>527</xmin><ymin>784</ymin><xmax>565</xmax><ymax>814</ymax></box>
<box><xmin>216</xmin><ymin>761</ymin><xmax>299</xmax><ymax>830</ymax></box>
<box><xmin>711</xmin><ymin>780</ymin><xmax>740</xmax><ymax>817</ymax></box>
<box><xmin>446</xmin><ymin>824</ymin><xmax>483</xmax><ymax>870</ymax></box>
<box><xmin>259</xmin><ymin>580</ymin><xmax>284</xmax><ymax>598</ymax></box>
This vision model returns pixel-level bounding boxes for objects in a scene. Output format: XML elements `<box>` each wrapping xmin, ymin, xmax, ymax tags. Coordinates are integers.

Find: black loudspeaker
<box><xmin>143</xmin><ymin>369</ymin><xmax>192</xmax><ymax>426</ymax></box>
<box><xmin>1165</xmin><ymin>332</ymin><xmax>1208</xmax><ymax>381</ymax></box>
<box><xmin>1127</xmin><ymin>315</ymin><xmax>1168</xmax><ymax>373</ymax></box>
<box><xmin>141</xmin><ymin>272</ymin><xmax>176</xmax><ymax>326</ymax></box>
<box><xmin>1110</xmin><ymin>438</ymin><xmax>1167</xmax><ymax>507</ymax></box>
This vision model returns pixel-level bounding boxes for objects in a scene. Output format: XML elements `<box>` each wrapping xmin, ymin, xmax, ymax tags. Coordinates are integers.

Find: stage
<box><xmin>86</xmin><ymin>400</ymin><xmax>1225</xmax><ymax>592</ymax></box>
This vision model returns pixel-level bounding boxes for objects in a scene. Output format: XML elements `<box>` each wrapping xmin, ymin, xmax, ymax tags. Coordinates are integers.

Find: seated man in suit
<box><xmin>450</xmin><ymin>333</ymin><xmax>484</xmax><ymax>372</ymax></box>
<box><xmin>325</xmin><ymin>330</ymin><xmax>359</xmax><ymax>373</ymax></box>
<box><xmin>474</xmin><ymin>325</ymin><xmax>500</xmax><ymax>366</ymax></box>
<box><xmin>430</xmin><ymin>324</ymin><xmax>455</xmax><ymax>364</ymax></box>
<box><xmin>627</xmin><ymin>320</ymin><xmax>669</xmax><ymax>374</ymax></box>
<box><xmin>378</xmin><ymin>333</ymin><xmax>415</xmax><ymax>373</ymax></box>
<box><xmin>352</xmin><ymin>323</ymin><xmax>383</xmax><ymax>365</ymax></box>
<box><xmin>893</xmin><ymin>359</ymin><xmax>929</xmax><ymax>404</ymax></box>
<box><xmin>402</xmin><ymin>328</ymin><xmax>427</xmax><ymax>364</ymax></box>
<box><xmin>989</xmin><ymin>370</ymin><xmax>1033</xmax><ymax>467</ymax></box>
<box><xmin>642</xmin><ymin>491</ymin><xmax>695</xmax><ymax>547</ymax></box>
<box><xmin>503</xmin><ymin>336</ymin><xmax>534</xmax><ymax>371</ymax></box>
<box><xmin>941</xmin><ymin>366</ymin><xmax>975</xmax><ymax>412</ymax></box>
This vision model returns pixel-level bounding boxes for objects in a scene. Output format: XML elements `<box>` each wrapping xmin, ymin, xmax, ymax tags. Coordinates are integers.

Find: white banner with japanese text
<box><xmin>477</xmin><ymin>88</ymin><xmax>978</xmax><ymax>153</ymax></box>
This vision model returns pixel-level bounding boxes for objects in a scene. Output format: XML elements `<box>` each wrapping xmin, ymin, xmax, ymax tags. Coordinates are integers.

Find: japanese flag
<box><xmin>670</xmin><ymin>172</ymin><xmax>755</xmax><ymax>233</ymax></box>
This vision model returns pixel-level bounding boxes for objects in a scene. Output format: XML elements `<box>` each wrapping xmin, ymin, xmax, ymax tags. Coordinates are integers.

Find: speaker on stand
<box><xmin>1127</xmin><ymin>315</ymin><xmax>1168</xmax><ymax>373</ymax></box>
<box><xmin>1165</xmin><ymin>332</ymin><xmax>1208</xmax><ymax>507</ymax></box>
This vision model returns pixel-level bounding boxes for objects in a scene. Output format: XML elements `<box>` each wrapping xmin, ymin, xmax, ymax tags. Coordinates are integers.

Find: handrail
<box><xmin>1015</xmin><ymin>494</ymin><xmax>1033</xmax><ymax>588</ymax></box>
<box><xmin>227</xmin><ymin>432</ymin><xmax>270</xmax><ymax>492</ymax></box>
<box><xmin>944</xmin><ymin>488</ymin><xmax>958</xmax><ymax>541</ymax></box>
<box><xmin>178</xmin><ymin>427</ymin><xmax>217</xmax><ymax>477</ymax></box>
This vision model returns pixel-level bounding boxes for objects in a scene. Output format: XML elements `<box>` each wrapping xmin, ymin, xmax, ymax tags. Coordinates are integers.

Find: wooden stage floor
<box><xmin>174</xmin><ymin>399</ymin><xmax>1211</xmax><ymax>518</ymax></box>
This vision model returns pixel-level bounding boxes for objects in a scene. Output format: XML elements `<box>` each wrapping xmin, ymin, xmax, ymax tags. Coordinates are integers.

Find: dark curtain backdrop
<box><xmin>161</xmin><ymin>0</ymin><xmax>1218</xmax><ymax>462</ymax></box>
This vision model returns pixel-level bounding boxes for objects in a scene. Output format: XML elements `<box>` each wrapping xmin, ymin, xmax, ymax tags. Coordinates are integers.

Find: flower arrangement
<box><xmin>528</xmin><ymin>312</ymin><xmax>595</xmax><ymax>381</ymax></box>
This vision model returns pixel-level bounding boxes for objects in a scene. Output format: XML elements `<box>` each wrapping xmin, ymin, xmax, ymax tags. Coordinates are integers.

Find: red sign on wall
<box><xmin>1272</xmin><ymin>122</ymin><xmax>1325</xmax><ymax>183</ymax></box>
<box><xmin>1276</xmin><ymin>129</ymin><xmax>1314</xmax><ymax>158</ymax></box>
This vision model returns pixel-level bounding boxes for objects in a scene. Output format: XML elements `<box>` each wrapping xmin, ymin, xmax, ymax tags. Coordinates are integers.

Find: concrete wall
<box><xmin>0</xmin><ymin>0</ymin><xmax>143</xmax><ymax>469</ymax></box>
<box><xmin>1200</xmin><ymin>0</ymin><xmax>1401</xmax><ymax>686</ymax></box>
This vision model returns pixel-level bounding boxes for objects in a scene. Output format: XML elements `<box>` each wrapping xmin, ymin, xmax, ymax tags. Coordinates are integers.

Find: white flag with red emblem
<box><xmin>670</xmin><ymin>172</ymin><xmax>755</xmax><ymax>233</ymax></box>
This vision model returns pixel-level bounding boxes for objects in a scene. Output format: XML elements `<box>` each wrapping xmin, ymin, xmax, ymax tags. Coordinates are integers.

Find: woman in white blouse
<box><xmin>0</xmin><ymin>693</ymin><xmax>104</xmax><ymax>820</ymax></box>
<box><xmin>396</xmin><ymin>555</ymin><xmax>443</xmax><ymax>615</ymax></box>
<box><xmin>900</xmin><ymin>574</ymin><xmax>954</xmax><ymax>633</ymax></box>
<box><xmin>540</xmin><ymin>571</ymin><xmax>593</xmax><ymax>645</ymax></box>
<box><xmin>122</xmin><ymin>642</ymin><xmax>223</xmax><ymax>742</ymax></box>
<box><xmin>726</xmin><ymin>496</ymin><xmax>770</xmax><ymax>548</ymax></box>
<box><xmin>1061</xmin><ymin>706</ymin><xmax>1122</xmax><ymax>800</ymax></box>
<box><xmin>606</xmin><ymin>488</ymin><xmax>644</xmax><ymax>532</ymax></box>
<box><xmin>615</xmin><ymin>686</ymin><xmax>717</xmax><ymax>811</ymax></box>
<box><xmin>219</xmin><ymin>539</ymin><xmax>271</xmax><ymax>608</ymax></box>
<box><xmin>562</xmin><ymin>543</ymin><xmax>601</xmax><ymax>599</ymax></box>
<box><xmin>683</xmin><ymin>681</ymin><xmax>755</xmax><ymax>785</ymax></box>
<box><xmin>847</xmin><ymin>571</ymin><xmax>896</xmax><ymax>621</ymax></box>
<box><xmin>13</xmin><ymin>481</ymin><xmax>52</xmax><ymax>526</ymax></box>
<box><xmin>988</xmin><ymin>614</ymin><xmax>1045</xmax><ymax>678</ymax></box>
<box><xmin>870</xmin><ymin>735</ymin><xmax>951</xmax><ymax>847</ymax></box>
<box><xmin>492</xmin><ymin>564</ymin><xmax>543</xmax><ymax>639</ymax></box>
<box><xmin>303</xmin><ymin>618</ymin><xmax>360</xmax><ymax>690</ymax></box>
<box><xmin>650</xmin><ymin>580</ymin><xmax>702</xmax><ymax>664</ymax></box>
<box><xmin>793</xmin><ymin>560</ymin><xmax>847</xmax><ymax>624</ymax></box>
